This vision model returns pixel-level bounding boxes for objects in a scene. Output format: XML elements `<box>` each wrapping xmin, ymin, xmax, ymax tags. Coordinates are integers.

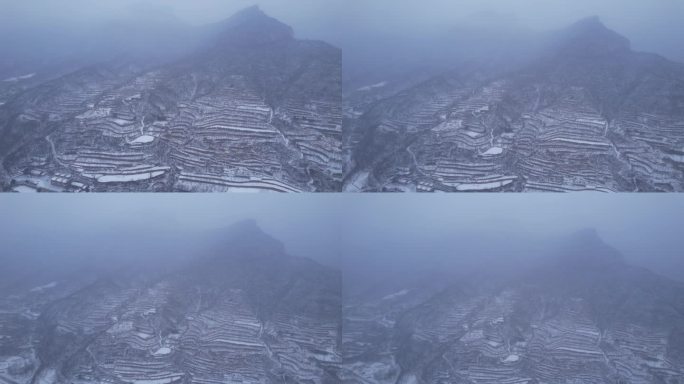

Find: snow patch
<box><xmin>357</xmin><ymin>81</ymin><xmax>388</xmax><ymax>92</ymax></box>
<box><xmin>213</xmin><ymin>339</ymin><xmax>262</xmax><ymax>347</ymax></box>
<box><xmin>344</xmin><ymin>171</ymin><xmax>369</xmax><ymax>192</ymax></box>
<box><xmin>456</xmin><ymin>179</ymin><xmax>514</xmax><ymax>191</ymax></box>
<box><xmin>0</xmin><ymin>356</ymin><xmax>30</xmax><ymax>371</ymax></box>
<box><xmin>464</xmin><ymin>130</ymin><xmax>483</xmax><ymax>138</ymax></box>
<box><xmin>111</xmin><ymin>118</ymin><xmax>134</xmax><ymax>126</ymax></box>
<box><xmin>30</xmin><ymin>282</ymin><xmax>58</xmax><ymax>292</ymax></box>
<box><xmin>97</xmin><ymin>170</ymin><xmax>166</xmax><ymax>183</ymax></box>
<box><xmin>152</xmin><ymin>347</ymin><xmax>172</xmax><ymax>356</ymax></box>
<box><xmin>108</xmin><ymin>321</ymin><xmax>134</xmax><ymax>334</ymax></box>
<box><xmin>382</xmin><ymin>289</ymin><xmax>410</xmax><ymax>300</ymax></box>
<box><xmin>35</xmin><ymin>368</ymin><xmax>57</xmax><ymax>384</ymax></box>
<box><xmin>668</xmin><ymin>154</ymin><xmax>684</xmax><ymax>163</ymax></box>
<box><xmin>12</xmin><ymin>185</ymin><xmax>38</xmax><ymax>193</ymax></box>
<box><xmin>131</xmin><ymin>135</ymin><xmax>155</xmax><ymax>144</ymax></box>
<box><xmin>556</xmin><ymin>347</ymin><xmax>602</xmax><ymax>355</ymax></box>
<box><xmin>482</xmin><ymin>147</ymin><xmax>503</xmax><ymax>156</ymax></box>
<box><xmin>136</xmin><ymin>332</ymin><xmax>154</xmax><ymax>339</ymax></box>
<box><xmin>503</xmin><ymin>354</ymin><xmax>520</xmax><ymax>363</ymax></box>
<box><xmin>132</xmin><ymin>377</ymin><xmax>183</xmax><ymax>384</ymax></box>
<box><xmin>551</xmin><ymin>138</ymin><xmax>609</xmax><ymax>146</ymax></box>
<box><xmin>399</xmin><ymin>373</ymin><xmax>419</xmax><ymax>384</ymax></box>
<box><xmin>125</xmin><ymin>94</ymin><xmax>142</xmax><ymax>102</ymax></box>
<box><xmin>4</xmin><ymin>73</ymin><xmax>35</xmax><ymax>82</ymax></box>
<box><xmin>76</xmin><ymin>107</ymin><xmax>111</xmax><ymax>120</ymax></box>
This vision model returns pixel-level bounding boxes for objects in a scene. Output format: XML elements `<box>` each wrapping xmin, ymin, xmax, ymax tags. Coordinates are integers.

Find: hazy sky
<box><xmin>1</xmin><ymin>194</ymin><xmax>683</xmax><ymax>281</ymax></box>
<box><xmin>1</xmin><ymin>0</ymin><xmax>683</xmax><ymax>60</ymax></box>
<box><xmin>5</xmin><ymin>0</ymin><xmax>680</xmax><ymax>29</ymax></box>
<box><xmin>0</xmin><ymin>0</ymin><xmax>336</xmax><ymax>37</ymax></box>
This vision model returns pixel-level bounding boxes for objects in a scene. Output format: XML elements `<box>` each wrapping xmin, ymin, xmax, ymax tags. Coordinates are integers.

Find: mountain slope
<box><xmin>0</xmin><ymin>6</ymin><xmax>342</xmax><ymax>192</ymax></box>
<box><xmin>346</xmin><ymin>17</ymin><xmax>684</xmax><ymax>192</ymax></box>
<box><xmin>341</xmin><ymin>230</ymin><xmax>684</xmax><ymax>383</ymax></box>
<box><xmin>0</xmin><ymin>221</ymin><xmax>342</xmax><ymax>384</ymax></box>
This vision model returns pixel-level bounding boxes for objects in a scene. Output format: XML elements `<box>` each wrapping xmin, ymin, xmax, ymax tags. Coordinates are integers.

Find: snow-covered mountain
<box><xmin>0</xmin><ymin>6</ymin><xmax>342</xmax><ymax>192</ymax></box>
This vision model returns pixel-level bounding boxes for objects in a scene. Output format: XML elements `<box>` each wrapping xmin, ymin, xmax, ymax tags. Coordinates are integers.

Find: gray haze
<box><xmin>336</xmin><ymin>194</ymin><xmax>684</xmax><ymax>287</ymax></box>
<box><xmin>0</xmin><ymin>0</ymin><xmax>337</xmax><ymax>40</ymax></box>
<box><xmin>336</xmin><ymin>0</ymin><xmax>684</xmax><ymax>63</ymax></box>
<box><xmin>1</xmin><ymin>0</ymin><xmax>683</xmax><ymax>59</ymax></box>
<box><xmin>3</xmin><ymin>0</ymin><xmax>684</xmax><ymax>88</ymax></box>
<box><xmin>0</xmin><ymin>194</ymin><xmax>682</xmax><ymax>281</ymax></box>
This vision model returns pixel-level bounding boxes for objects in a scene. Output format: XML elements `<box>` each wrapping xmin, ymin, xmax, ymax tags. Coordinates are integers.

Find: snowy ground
<box><xmin>344</xmin><ymin>171</ymin><xmax>369</xmax><ymax>192</ymax></box>
<box><xmin>382</xmin><ymin>289</ymin><xmax>410</xmax><ymax>301</ymax></box>
<box><xmin>3</xmin><ymin>73</ymin><xmax>35</xmax><ymax>82</ymax></box>
<box><xmin>152</xmin><ymin>347</ymin><xmax>172</xmax><ymax>356</ymax></box>
<box><xmin>12</xmin><ymin>185</ymin><xmax>38</xmax><ymax>193</ymax></box>
<box><xmin>503</xmin><ymin>354</ymin><xmax>520</xmax><ymax>363</ymax></box>
<box><xmin>30</xmin><ymin>282</ymin><xmax>58</xmax><ymax>293</ymax></box>
<box><xmin>357</xmin><ymin>81</ymin><xmax>388</xmax><ymax>92</ymax></box>
<box><xmin>482</xmin><ymin>147</ymin><xmax>504</xmax><ymax>156</ymax></box>
<box><xmin>456</xmin><ymin>179</ymin><xmax>514</xmax><ymax>191</ymax></box>
<box><xmin>12</xmin><ymin>176</ymin><xmax>65</xmax><ymax>192</ymax></box>
<box><xmin>550</xmin><ymin>138</ymin><xmax>610</xmax><ymax>147</ymax></box>
<box><xmin>97</xmin><ymin>170</ymin><xmax>166</xmax><ymax>183</ymax></box>
<box><xmin>131</xmin><ymin>135</ymin><xmax>155</xmax><ymax>144</ymax></box>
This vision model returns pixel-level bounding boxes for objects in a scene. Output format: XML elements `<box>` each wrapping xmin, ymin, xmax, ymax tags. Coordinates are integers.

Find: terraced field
<box><xmin>0</xmin><ymin>6</ymin><xmax>342</xmax><ymax>193</ymax></box>
<box><xmin>341</xmin><ymin>231</ymin><xmax>684</xmax><ymax>383</ymax></box>
<box><xmin>345</xmin><ymin>18</ymin><xmax>684</xmax><ymax>192</ymax></box>
<box><xmin>0</xmin><ymin>221</ymin><xmax>341</xmax><ymax>384</ymax></box>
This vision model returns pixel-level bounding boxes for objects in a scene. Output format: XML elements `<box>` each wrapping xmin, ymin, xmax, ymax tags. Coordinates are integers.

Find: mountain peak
<box><xmin>230</xmin><ymin>5</ymin><xmax>266</xmax><ymax>20</ymax></box>
<box><xmin>225</xmin><ymin>218</ymin><xmax>265</xmax><ymax>238</ymax></box>
<box><xmin>556</xmin><ymin>228</ymin><xmax>624</xmax><ymax>269</ymax></box>
<box><xmin>571</xmin><ymin>16</ymin><xmax>605</xmax><ymax>30</ymax></box>
<box><xmin>553</xmin><ymin>16</ymin><xmax>631</xmax><ymax>57</ymax></box>
<box><xmin>222</xmin><ymin>219</ymin><xmax>286</xmax><ymax>256</ymax></box>
<box><xmin>569</xmin><ymin>227</ymin><xmax>601</xmax><ymax>243</ymax></box>
<box><xmin>216</xmin><ymin>5</ymin><xmax>294</xmax><ymax>47</ymax></box>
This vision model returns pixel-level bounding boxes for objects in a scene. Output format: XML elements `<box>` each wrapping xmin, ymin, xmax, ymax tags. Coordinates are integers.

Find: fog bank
<box><xmin>1</xmin><ymin>194</ymin><xmax>682</xmax><ymax>282</ymax></box>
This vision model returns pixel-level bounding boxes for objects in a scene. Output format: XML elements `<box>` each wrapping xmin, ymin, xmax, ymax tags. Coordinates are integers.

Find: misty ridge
<box><xmin>2</xmin><ymin>1</ymin><xmax>682</xmax><ymax>103</ymax></box>
<box><xmin>341</xmin><ymin>10</ymin><xmax>684</xmax><ymax>90</ymax></box>
<box><xmin>0</xmin><ymin>2</ymin><xmax>343</xmax><ymax>193</ymax></box>
<box><xmin>1</xmin><ymin>197</ymin><xmax>684</xmax><ymax>383</ymax></box>
<box><xmin>4</xmin><ymin>214</ymin><xmax>675</xmax><ymax>292</ymax></box>
<box><xmin>1</xmin><ymin>1</ymin><xmax>684</xmax><ymax>192</ymax></box>
<box><xmin>0</xmin><ymin>218</ymin><xmax>343</xmax><ymax>384</ymax></box>
<box><xmin>1</xmin><ymin>1</ymin><xmax>684</xmax><ymax>382</ymax></box>
<box><xmin>344</xmin><ymin>12</ymin><xmax>684</xmax><ymax>192</ymax></box>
